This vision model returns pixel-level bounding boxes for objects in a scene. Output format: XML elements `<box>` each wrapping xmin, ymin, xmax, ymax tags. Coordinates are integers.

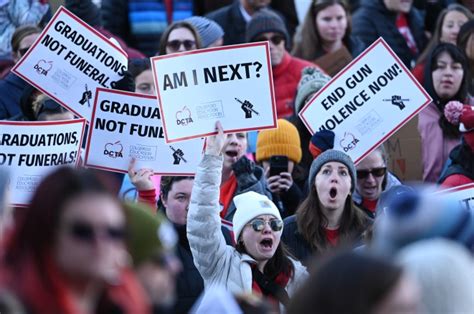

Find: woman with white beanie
<box><xmin>187</xmin><ymin>122</ymin><xmax>307</xmax><ymax>310</ymax></box>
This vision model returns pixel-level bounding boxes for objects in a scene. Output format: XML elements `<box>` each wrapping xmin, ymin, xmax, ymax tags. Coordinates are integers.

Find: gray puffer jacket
<box><xmin>187</xmin><ymin>154</ymin><xmax>308</xmax><ymax>301</ymax></box>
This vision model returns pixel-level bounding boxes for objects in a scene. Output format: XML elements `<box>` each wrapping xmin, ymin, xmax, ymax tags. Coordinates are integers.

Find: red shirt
<box><xmin>325</xmin><ymin>228</ymin><xmax>340</xmax><ymax>246</ymax></box>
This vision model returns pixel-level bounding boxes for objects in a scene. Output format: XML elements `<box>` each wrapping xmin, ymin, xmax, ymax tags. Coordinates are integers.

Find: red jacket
<box><xmin>272</xmin><ymin>52</ymin><xmax>318</xmax><ymax>118</ymax></box>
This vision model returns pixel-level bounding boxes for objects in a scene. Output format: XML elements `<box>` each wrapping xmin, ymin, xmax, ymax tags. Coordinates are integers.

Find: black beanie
<box><xmin>245</xmin><ymin>9</ymin><xmax>289</xmax><ymax>47</ymax></box>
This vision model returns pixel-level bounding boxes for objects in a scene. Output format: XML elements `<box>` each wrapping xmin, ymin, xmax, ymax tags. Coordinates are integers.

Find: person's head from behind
<box><xmin>397</xmin><ymin>239</ymin><xmax>474</xmax><ymax>314</ymax></box>
<box><xmin>383</xmin><ymin>0</ymin><xmax>413</xmax><ymax>13</ymax></box>
<box><xmin>373</xmin><ymin>187</ymin><xmax>474</xmax><ymax>255</ymax></box>
<box><xmin>246</xmin><ymin>9</ymin><xmax>289</xmax><ymax>66</ymax></box>
<box><xmin>436</xmin><ymin>4</ymin><xmax>472</xmax><ymax>45</ymax></box>
<box><xmin>356</xmin><ymin>146</ymin><xmax>388</xmax><ymax>201</ymax></box>
<box><xmin>288</xmin><ymin>250</ymin><xmax>421</xmax><ymax>314</ymax></box>
<box><xmin>426</xmin><ymin>43</ymin><xmax>469</xmax><ymax>102</ymax></box>
<box><xmin>32</xmin><ymin>94</ymin><xmax>74</xmax><ymax>121</ymax></box>
<box><xmin>233</xmin><ymin>191</ymin><xmax>291</xmax><ymax>275</ymax></box>
<box><xmin>294</xmin><ymin>67</ymin><xmax>331</xmax><ymax>115</ymax></box>
<box><xmin>129</xmin><ymin>58</ymin><xmax>155</xmax><ymax>95</ymax></box>
<box><xmin>6</xmin><ymin>167</ymin><xmax>127</xmax><ymax>284</ymax></box>
<box><xmin>11</xmin><ymin>25</ymin><xmax>41</xmax><ymax>63</ymax></box>
<box><xmin>158</xmin><ymin>21</ymin><xmax>202</xmax><ymax>55</ymax></box>
<box><xmin>256</xmin><ymin>119</ymin><xmax>302</xmax><ymax>175</ymax></box>
<box><xmin>186</xmin><ymin>16</ymin><xmax>224</xmax><ymax>48</ymax></box>
<box><xmin>159</xmin><ymin>176</ymin><xmax>194</xmax><ymax>226</ymax></box>
<box><xmin>125</xmin><ymin>202</ymin><xmax>181</xmax><ymax>307</ymax></box>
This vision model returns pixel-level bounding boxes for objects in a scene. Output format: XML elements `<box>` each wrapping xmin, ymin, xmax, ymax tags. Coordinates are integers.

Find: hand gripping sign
<box><xmin>0</xmin><ymin>119</ymin><xmax>86</xmax><ymax>207</ymax></box>
<box><xmin>12</xmin><ymin>6</ymin><xmax>128</xmax><ymax>122</ymax></box>
<box><xmin>299</xmin><ymin>38</ymin><xmax>432</xmax><ymax>164</ymax></box>
<box><xmin>84</xmin><ymin>88</ymin><xmax>205</xmax><ymax>175</ymax></box>
<box><xmin>151</xmin><ymin>42</ymin><xmax>277</xmax><ymax>143</ymax></box>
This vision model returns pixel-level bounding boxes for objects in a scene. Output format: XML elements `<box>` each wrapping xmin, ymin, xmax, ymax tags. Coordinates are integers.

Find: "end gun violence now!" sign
<box><xmin>299</xmin><ymin>38</ymin><xmax>432</xmax><ymax>164</ymax></box>
<box><xmin>0</xmin><ymin>119</ymin><xmax>85</xmax><ymax>207</ymax></box>
<box><xmin>12</xmin><ymin>6</ymin><xmax>128</xmax><ymax>122</ymax></box>
<box><xmin>84</xmin><ymin>89</ymin><xmax>205</xmax><ymax>174</ymax></box>
<box><xmin>151</xmin><ymin>42</ymin><xmax>277</xmax><ymax>143</ymax></box>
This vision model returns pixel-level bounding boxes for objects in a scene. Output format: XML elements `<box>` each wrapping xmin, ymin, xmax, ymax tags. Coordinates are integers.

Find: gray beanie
<box><xmin>245</xmin><ymin>9</ymin><xmax>289</xmax><ymax>48</ymax></box>
<box><xmin>308</xmin><ymin>149</ymin><xmax>356</xmax><ymax>193</ymax></box>
<box><xmin>186</xmin><ymin>16</ymin><xmax>224</xmax><ymax>48</ymax></box>
<box><xmin>295</xmin><ymin>67</ymin><xmax>331</xmax><ymax>114</ymax></box>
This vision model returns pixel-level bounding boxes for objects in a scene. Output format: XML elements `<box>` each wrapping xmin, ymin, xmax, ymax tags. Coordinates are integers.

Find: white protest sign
<box><xmin>84</xmin><ymin>88</ymin><xmax>205</xmax><ymax>175</ymax></box>
<box><xmin>299</xmin><ymin>38</ymin><xmax>432</xmax><ymax>164</ymax></box>
<box><xmin>151</xmin><ymin>42</ymin><xmax>277</xmax><ymax>143</ymax></box>
<box><xmin>12</xmin><ymin>6</ymin><xmax>128</xmax><ymax>122</ymax></box>
<box><xmin>435</xmin><ymin>183</ymin><xmax>474</xmax><ymax>212</ymax></box>
<box><xmin>0</xmin><ymin>119</ymin><xmax>86</xmax><ymax>207</ymax></box>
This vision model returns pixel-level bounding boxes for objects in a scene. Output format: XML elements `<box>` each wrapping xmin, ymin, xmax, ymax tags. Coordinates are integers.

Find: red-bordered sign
<box><xmin>151</xmin><ymin>42</ymin><xmax>277</xmax><ymax>143</ymax></box>
<box><xmin>12</xmin><ymin>6</ymin><xmax>128</xmax><ymax>122</ymax></box>
<box><xmin>84</xmin><ymin>88</ymin><xmax>205</xmax><ymax>175</ymax></box>
<box><xmin>299</xmin><ymin>37</ymin><xmax>432</xmax><ymax>164</ymax></box>
<box><xmin>0</xmin><ymin>118</ymin><xmax>86</xmax><ymax>207</ymax></box>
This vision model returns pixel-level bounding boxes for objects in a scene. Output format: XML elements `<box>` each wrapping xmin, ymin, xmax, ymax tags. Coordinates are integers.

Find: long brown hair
<box><xmin>417</xmin><ymin>4</ymin><xmax>473</xmax><ymax>65</ymax></box>
<box><xmin>292</xmin><ymin>0</ymin><xmax>352</xmax><ymax>61</ymax></box>
<box><xmin>296</xmin><ymin>184</ymin><xmax>369</xmax><ymax>253</ymax></box>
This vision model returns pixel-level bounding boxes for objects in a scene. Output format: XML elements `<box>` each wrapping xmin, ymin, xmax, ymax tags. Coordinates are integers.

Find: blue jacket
<box><xmin>0</xmin><ymin>73</ymin><xmax>28</xmax><ymax>120</ymax></box>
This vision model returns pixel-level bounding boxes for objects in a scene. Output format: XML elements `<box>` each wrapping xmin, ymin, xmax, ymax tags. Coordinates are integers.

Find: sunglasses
<box><xmin>247</xmin><ymin>218</ymin><xmax>283</xmax><ymax>232</ymax></box>
<box><xmin>253</xmin><ymin>35</ymin><xmax>285</xmax><ymax>46</ymax></box>
<box><xmin>68</xmin><ymin>221</ymin><xmax>126</xmax><ymax>243</ymax></box>
<box><xmin>166</xmin><ymin>40</ymin><xmax>196</xmax><ymax>52</ymax></box>
<box><xmin>356</xmin><ymin>167</ymin><xmax>387</xmax><ymax>179</ymax></box>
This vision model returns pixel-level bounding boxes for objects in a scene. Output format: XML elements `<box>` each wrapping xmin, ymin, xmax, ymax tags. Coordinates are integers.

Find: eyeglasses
<box><xmin>166</xmin><ymin>40</ymin><xmax>196</xmax><ymax>52</ymax></box>
<box><xmin>356</xmin><ymin>167</ymin><xmax>387</xmax><ymax>179</ymax></box>
<box><xmin>247</xmin><ymin>218</ymin><xmax>283</xmax><ymax>232</ymax></box>
<box><xmin>18</xmin><ymin>47</ymin><xmax>30</xmax><ymax>56</ymax></box>
<box><xmin>67</xmin><ymin>221</ymin><xmax>126</xmax><ymax>243</ymax></box>
<box><xmin>252</xmin><ymin>35</ymin><xmax>285</xmax><ymax>46</ymax></box>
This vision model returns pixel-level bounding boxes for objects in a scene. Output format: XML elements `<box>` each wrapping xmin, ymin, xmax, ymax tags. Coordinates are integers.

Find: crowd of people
<box><xmin>0</xmin><ymin>0</ymin><xmax>474</xmax><ymax>313</ymax></box>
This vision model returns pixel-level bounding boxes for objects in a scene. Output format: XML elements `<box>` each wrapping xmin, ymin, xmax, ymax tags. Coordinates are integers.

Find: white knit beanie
<box><xmin>232</xmin><ymin>191</ymin><xmax>281</xmax><ymax>243</ymax></box>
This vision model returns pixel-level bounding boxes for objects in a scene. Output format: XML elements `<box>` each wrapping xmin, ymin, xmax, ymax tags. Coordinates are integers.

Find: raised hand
<box><xmin>127</xmin><ymin>158</ymin><xmax>154</xmax><ymax>191</ymax></box>
<box><xmin>205</xmin><ymin>121</ymin><xmax>226</xmax><ymax>156</ymax></box>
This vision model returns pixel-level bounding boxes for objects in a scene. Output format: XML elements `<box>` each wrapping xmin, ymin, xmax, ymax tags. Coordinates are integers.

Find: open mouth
<box><xmin>225</xmin><ymin>151</ymin><xmax>238</xmax><ymax>158</ymax></box>
<box><xmin>260</xmin><ymin>238</ymin><xmax>273</xmax><ymax>249</ymax></box>
<box><xmin>329</xmin><ymin>187</ymin><xmax>337</xmax><ymax>199</ymax></box>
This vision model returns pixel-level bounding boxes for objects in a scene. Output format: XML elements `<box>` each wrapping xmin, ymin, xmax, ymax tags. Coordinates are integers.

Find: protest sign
<box><xmin>151</xmin><ymin>42</ymin><xmax>277</xmax><ymax>143</ymax></box>
<box><xmin>0</xmin><ymin>119</ymin><xmax>86</xmax><ymax>207</ymax></box>
<box><xmin>299</xmin><ymin>38</ymin><xmax>432</xmax><ymax>164</ymax></box>
<box><xmin>84</xmin><ymin>88</ymin><xmax>205</xmax><ymax>175</ymax></box>
<box><xmin>12</xmin><ymin>6</ymin><xmax>128</xmax><ymax>122</ymax></box>
<box><xmin>435</xmin><ymin>183</ymin><xmax>474</xmax><ymax>212</ymax></box>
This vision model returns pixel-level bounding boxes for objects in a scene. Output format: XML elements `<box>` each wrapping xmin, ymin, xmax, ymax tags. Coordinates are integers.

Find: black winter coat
<box><xmin>352</xmin><ymin>0</ymin><xmax>426</xmax><ymax>68</ymax></box>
